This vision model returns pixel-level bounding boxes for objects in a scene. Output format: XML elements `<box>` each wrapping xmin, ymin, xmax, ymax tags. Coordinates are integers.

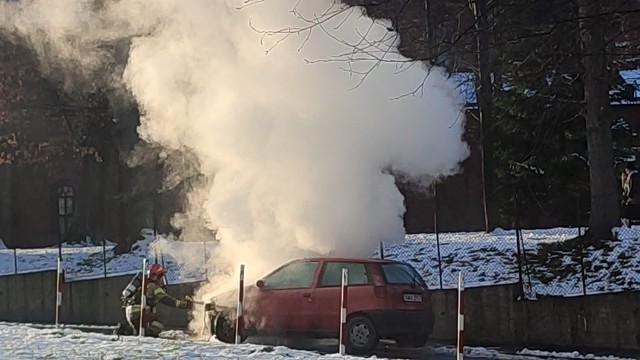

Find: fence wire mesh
<box><xmin>0</xmin><ymin>236</ymin><xmax>217</xmax><ymax>283</ymax></box>
<box><xmin>378</xmin><ymin>225</ymin><xmax>640</xmax><ymax>298</ymax></box>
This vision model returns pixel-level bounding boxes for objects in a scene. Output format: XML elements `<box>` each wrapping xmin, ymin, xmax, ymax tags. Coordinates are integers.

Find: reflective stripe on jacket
<box><xmin>146</xmin><ymin>282</ymin><xmax>185</xmax><ymax>308</ymax></box>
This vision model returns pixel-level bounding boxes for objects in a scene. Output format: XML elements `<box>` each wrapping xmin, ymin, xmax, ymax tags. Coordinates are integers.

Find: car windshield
<box><xmin>381</xmin><ymin>262</ymin><xmax>427</xmax><ymax>288</ymax></box>
<box><xmin>261</xmin><ymin>260</ymin><xmax>319</xmax><ymax>289</ymax></box>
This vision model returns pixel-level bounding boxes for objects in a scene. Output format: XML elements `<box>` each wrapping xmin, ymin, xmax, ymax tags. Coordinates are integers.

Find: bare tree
<box><xmin>470</xmin><ymin>0</ymin><xmax>497</xmax><ymax>231</ymax></box>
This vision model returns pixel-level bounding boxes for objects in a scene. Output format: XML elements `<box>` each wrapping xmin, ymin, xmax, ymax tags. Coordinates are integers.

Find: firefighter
<box><xmin>115</xmin><ymin>263</ymin><xmax>194</xmax><ymax>337</ymax></box>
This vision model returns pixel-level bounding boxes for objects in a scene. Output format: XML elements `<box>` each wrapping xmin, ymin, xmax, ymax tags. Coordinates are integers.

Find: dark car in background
<box><xmin>211</xmin><ymin>257</ymin><xmax>434</xmax><ymax>353</ymax></box>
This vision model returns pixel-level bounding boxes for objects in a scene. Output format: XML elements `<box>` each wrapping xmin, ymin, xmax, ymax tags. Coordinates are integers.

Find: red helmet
<box><xmin>147</xmin><ymin>263</ymin><xmax>167</xmax><ymax>281</ymax></box>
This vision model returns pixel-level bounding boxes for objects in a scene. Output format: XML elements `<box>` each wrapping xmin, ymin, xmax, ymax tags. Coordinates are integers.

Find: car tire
<box><xmin>213</xmin><ymin>313</ymin><xmax>237</xmax><ymax>344</ymax></box>
<box><xmin>346</xmin><ymin>315</ymin><xmax>379</xmax><ymax>354</ymax></box>
<box><xmin>396</xmin><ymin>334</ymin><xmax>429</xmax><ymax>348</ymax></box>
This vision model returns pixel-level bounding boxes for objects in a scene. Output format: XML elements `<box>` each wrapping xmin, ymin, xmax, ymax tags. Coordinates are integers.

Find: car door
<box><xmin>247</xmin><ymin>260</ymin><xmax>319</xmax><ymax>335</ymax></box>
<box><xmin>311</xmin><ymin>261</ymin><xmax>374</xmax><ymax>335</ymax></box>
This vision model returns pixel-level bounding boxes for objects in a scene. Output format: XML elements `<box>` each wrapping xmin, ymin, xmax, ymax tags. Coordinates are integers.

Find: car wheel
<box><xmin>213</xmin><ymin>313</ymin><xmax>236</xmax><ymax>344</ymax></box>
<box><xmin>346</xmin><ymin>315</ymin><xmax>379</xmax><ymax>354</ymax></box>
<box><xmin>396</xmin><ymin>334</ymin><xmax>429</xmax><ymax>348</ymax></box>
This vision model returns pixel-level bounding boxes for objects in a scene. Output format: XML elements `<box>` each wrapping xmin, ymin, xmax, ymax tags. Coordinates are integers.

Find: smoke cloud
<box><xmin>1</xmin><ymin>0</ymin><xmax>468</xmax><ymax>324</ymax></box>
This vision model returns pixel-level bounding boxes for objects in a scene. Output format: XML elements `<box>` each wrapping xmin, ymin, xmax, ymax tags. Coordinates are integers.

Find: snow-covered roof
<box><xmin>616</xmin><ymin>69</ymin><xmax>640</xmax><ymax>105</ymax></box>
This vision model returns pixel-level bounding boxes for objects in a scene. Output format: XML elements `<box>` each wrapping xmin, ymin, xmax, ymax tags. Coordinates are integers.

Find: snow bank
<box><xmin>518</xmin><ymin>348</ymin><xmax>638</xmax><ymax>360</ymax></box>
<box><xmin>0</xmin><ymin>229</ymin><xmax>215</xmax><ymax>283</ymax></box>
<box><xmin>0</xmin><ymin>322</ymin><xmax>373</xmax><ymax>359</ymax></box>
<box><xmin>3</xmin><ymin>226</ymin><xmax>640</xmax><ymax>298</ymax></box>
<box><xmin>0</xmin><ymin>322</ymin><xmax>634</xmax><ymax>360</ymax></box>
<box><xmin>382</xmin><ymin>226</ymin><xmax>640</xmax><ymax>297</ymax></box>
<box><xmin>431</xmin><ymin>345</ymin><xmax>637</xmax><ymax>360</ymax></box>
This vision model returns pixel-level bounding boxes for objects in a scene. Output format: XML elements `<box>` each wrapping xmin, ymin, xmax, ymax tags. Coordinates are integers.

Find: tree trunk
<box><xmin>474</xmin><ymin>0</ymin><xmax>498</xmax><ymax>231</ymax></box>
<box><xmin>578</xmin><ymin>0</ymin><xmax>620</xmax><ymax>239</ymax></box>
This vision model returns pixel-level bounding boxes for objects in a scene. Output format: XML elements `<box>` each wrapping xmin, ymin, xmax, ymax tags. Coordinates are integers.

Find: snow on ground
<box><xmin>379</xmin><ymin>226</ymin><xmax>640</xmax><ymax>297</ymax></box>
<box><xmin>516</xmin><ymin>348</ymin><xmax>639</xmax><ymax>360</ymax></box>
<box><xmin>0</xmin><ymin>322</ymin><xmax>357</xmax><ymax>360</ymax></box>
<box><xmin>0</xmin><ymin>322</ymin><xmax>636</xmax><ymax>360</ymax></box>
<box><xmin>2</xmin><ymin>227</ymin><xmax>640</xmax><ymax>297</ymax></box>
<box><xmin>433</xmin><ymin>345</ymin><xmax>639</xmax><ymax>360</ymax></box>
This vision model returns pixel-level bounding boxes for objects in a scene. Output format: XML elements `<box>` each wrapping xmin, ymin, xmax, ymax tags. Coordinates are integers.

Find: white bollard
<box><xmin>457</xmin><ymin>271</ymin><xmax>465</xmax><ymax>360</ymax></box>
<box><xmin>339</xmin><ymin>268</ymin><xmax>349</xmax><ymax>355</ymax></box>
<box><xmin>139</xmin><ymin>258</ymin><xmax>148</xmax><ymax>337</ymax></box>
<box><xmin>55</xmin><ymin>257</ymin><xmax>63</xmax><ymax>328</ymax></box>
<box><xmin>235</xmin><ymin>264</ymin><xmax>245</xmax><ymax>344</ymax></box>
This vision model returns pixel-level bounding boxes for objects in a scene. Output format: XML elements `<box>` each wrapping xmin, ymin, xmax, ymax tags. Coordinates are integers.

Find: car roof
<box><xmin>298</xmin><ymin>257</ymin><xmax>399</xmax><ymax>264</ymax></box>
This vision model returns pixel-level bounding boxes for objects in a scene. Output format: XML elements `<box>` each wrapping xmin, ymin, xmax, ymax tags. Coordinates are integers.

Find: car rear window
<box><xmin>318</xmin><ymin>262</ymin><xmax>370</xmax><ymax>287</ymax></box>
<box><xmin>381</xmin><ymin>263</ymin><xmax>427</xmax><ymax>287</ymax></box>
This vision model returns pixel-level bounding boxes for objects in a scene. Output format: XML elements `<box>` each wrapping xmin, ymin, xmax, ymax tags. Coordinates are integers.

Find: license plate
<box><xmin>403</xmin><ymin>294</ymin><xmax>423</xmax><ymax>302</ymax></box>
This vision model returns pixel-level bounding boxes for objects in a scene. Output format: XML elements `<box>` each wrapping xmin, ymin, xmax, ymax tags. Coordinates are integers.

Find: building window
<box><xmin>57</xmin><ymin>185</ymin><xmax>74</xmax><ymax>239</ymax></box>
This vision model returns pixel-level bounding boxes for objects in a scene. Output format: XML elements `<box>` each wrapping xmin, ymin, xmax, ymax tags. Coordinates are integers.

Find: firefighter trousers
<box><xmin>125</xmin><ymin>304</ymin><xmax>165</xmax><ymax>337</ymax></box>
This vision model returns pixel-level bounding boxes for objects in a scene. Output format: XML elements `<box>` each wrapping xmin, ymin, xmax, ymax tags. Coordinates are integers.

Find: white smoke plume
<box><xmin>1</xmin><ymin>0</ymin><xmax>468</xmax><ymax>328</ymax></box>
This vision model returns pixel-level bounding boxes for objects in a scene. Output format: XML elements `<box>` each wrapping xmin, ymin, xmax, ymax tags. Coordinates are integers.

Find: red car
<box><xmin>210</xmin><ymin>257</ymin><xmax>434</xmax><ymax>353</ymax></box>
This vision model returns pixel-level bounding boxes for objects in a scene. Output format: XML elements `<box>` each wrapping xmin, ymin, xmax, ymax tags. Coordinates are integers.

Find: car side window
<box><xmin>381</xmin><ymin>263</ymin><xmax>427</xmax><ymax>287</ymax></box>
<box><xmin>318</xmin><ymin>262</ymin><xmax>370</xmax><ymax>287</ymax></box>
<box><xmin>261</xmin><ymin>261</ymin><xmax>319</xmax><ymax>289</ymax></box>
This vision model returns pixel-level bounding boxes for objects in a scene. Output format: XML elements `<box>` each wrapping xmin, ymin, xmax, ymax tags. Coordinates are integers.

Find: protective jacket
<box><xmin>145</xmin><ymin>282</ymin><xmax>191</xmax><ymax>309</ymax></box>
<box><xmin>117</xmin><ymin>278</ymin><xmax>192</xmax><ymax>337</ymax></box>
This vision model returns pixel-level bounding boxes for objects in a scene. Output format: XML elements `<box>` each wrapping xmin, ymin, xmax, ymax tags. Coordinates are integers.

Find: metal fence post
<box><xmin>513</xmin><ymin>188</ymin><xmax>525</xmax><ymax>299</ymax></box>
<box><xmin>457</xmin><ymin>271</ymin><xmax>465</xmax><ymax>360</ymax></box>
<box><xmin>576</xmin><ymin>194</ymin><xmax>587</xmax><ymax>296</ymax></box>
<box><xmin>55</xmin><ymin>257</ymin><xmax>64</xmax><ymax>327</ymax></box>
<box><xmin>519</xmin><ymin>229</ymin><xmax>534</xmax><ymax>297</ymax></box>
<box><xmin>139</xmin><ymin>258</ymin><xmax>148</xmax><ymax>337</ymax></box>
<box><xmin>579</xmin><ymin>241</ymin><xmax>587</xmax><ymax>296</ymax></box>
<box><xmin>102</xmin><ymin>238</ymin><xmax>107</xmax><ymax>278</ymax></box>
<box><xmin>434</xmin><ymin>183</ymin><xmax>443</xmax><ymax>289</ymax></box>
<box><xmin>515</xmin><ymin>228</ymin><xmax>525</xmax><ymax>299</ymax></box>
<box><xmin>339</xmin><ymin>268</ymin><xmax>349</xmax><ymax>355</ymax></box>
<box><xmin>236</xmin><ymin>264</ymin><xmax>245</xmax><ymax>344</ymax></box>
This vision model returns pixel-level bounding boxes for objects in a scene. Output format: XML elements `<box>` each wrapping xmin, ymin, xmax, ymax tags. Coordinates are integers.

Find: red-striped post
<box><xmin>55</xmin><ymin>257</ymin><xmax>64</xmax><ymax>327</ymax></box>
<box><xmin>457</xmin><ymin>271</ymin><xmax>465</xmax><ymax>360</ymax></box>
<box><xmin>235</xmin><ymin>264</ymin><xmax>245</xmax><ymax>344</ymax></box>
<box><xmin>139</xmin><ymin>258</ymin><xmax>148</xmax><ymax>337</ymax></box>
<box><xmin>339</xmin><ymin>268</ymin><xmax>349</xmax><ymax>355</ymax></box>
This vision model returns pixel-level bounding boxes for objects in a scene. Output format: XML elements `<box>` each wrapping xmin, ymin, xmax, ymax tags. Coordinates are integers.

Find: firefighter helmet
<box><xmin>147</xmin><ymin>263</ymin><xmax>167</xmax><ymax>281</ymax></box>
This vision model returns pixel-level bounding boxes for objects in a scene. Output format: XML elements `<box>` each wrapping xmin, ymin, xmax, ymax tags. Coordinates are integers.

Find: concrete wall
<box><xmin>1</xmin><ymin>272</ymin><xmax>639</xmax><ymax>351</ymax></box>
<box><xmin>0</xmin><ymin>271</ymin><xmax>57</xmax><ymax>323</ymax></box>
<box><xmin>63</xmin><ymin>276</ymin><xmax>204</xmax><ymax>329</ymax></box>
<box><xmin>430</xmin><ymin>283</ymin><xmax>640</xmax><ymax>351</ymax></box>
<box><xmin>0</xmin><ymin>271</ymin><xmax>202</xmax><ymax>329</ymax></box>
<box><xmin>63</xmin><ymin>274</ymin><xmax>133</xmax><ymax>325</ymax></box>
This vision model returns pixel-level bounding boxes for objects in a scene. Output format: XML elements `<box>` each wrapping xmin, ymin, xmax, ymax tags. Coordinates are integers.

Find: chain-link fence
<box><xmin>0</xmin><ymin>237</ymin><xmax>217</xmax><ymax>283</ymax></box>
<box><xmin>378</xmin><ymin>225</ymin><xmax>640</xmax><ymax>298</ymax></box>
